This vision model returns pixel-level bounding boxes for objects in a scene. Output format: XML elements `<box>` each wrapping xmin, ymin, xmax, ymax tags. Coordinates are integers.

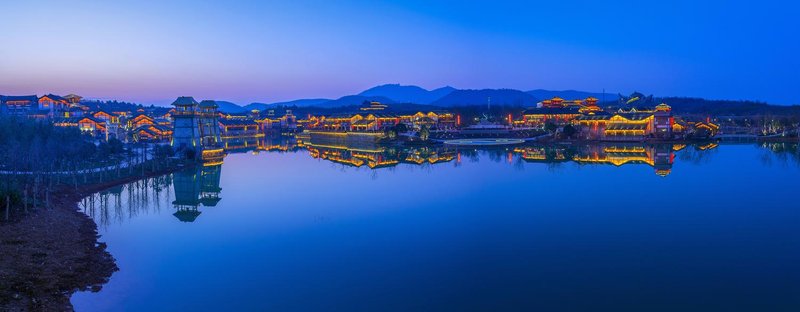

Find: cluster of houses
<box><xmin>517</xmin><ymin>96</ymin><xmax>719</xmax><ymax>140</ymax></box>
<box><xmin>1</xmin><ymin>92</ymin><xmax>719</xmax><ymax>150</ymax></box>
<box><xmin>305</xmin><ymin>101</ymin><xmax>458</xmax><ymax>133</ymax></box>
<box><xmin>0</xmin><ymin>94</ymin><xmax>300</xmax><ymax>146</ymax></box>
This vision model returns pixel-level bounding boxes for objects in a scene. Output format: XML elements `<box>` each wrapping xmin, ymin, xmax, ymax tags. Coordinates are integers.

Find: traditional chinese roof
<box><xmin>131</xmin><ymin>113</ymin><xmax>154</xmax><ymax>121</ymax></box>
<box><xmin>616</xmin><ymin>113</ymin><xmax>653</xmax><ymax>121</ymax></box>
<box><xmin>40</xmin><ymin>94</ymin><xmax>66</xmax><ymax>101</ymax></box>
<box><xmin>172</xmin><ymin>96</ymin><xmax>199</xmax><ymax>106</ymax></box>
<box><xmin>137</xmin><ymin>124</ymin><xmax>170</xmax><ymax>132</ymax></box>
<box><xmin>92</xmin><ymin>110</ymin><xmax>117</xmax><ymax>116</ymax></box>
<box><xmin>618</xmin><ymin>107</ymin><xmax>654</xmax><ymax>114</ymax></box>
<box><xmin>79</xmin><ymin>116</ymin><xmax>107</xmax><ymax>124</ymax></box>
<box><xmin>136</xmin><ymin>127</ymin><xmax>158</xmax><ymax>136</ymax></box>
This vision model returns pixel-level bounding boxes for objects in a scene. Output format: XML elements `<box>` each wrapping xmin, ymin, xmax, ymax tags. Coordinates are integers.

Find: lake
<box><xmin>71</xmin><ymin>142</ymin><xmax>800</xmax><ymax>311</ymax></box>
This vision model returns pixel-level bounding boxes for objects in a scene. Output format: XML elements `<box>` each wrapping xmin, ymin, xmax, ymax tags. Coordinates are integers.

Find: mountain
<box><xmin>358</xmin><ymin>84</ymin><xmax>456</xmax><ymax>104</ymax></box>
<box><xmin>431</xmin><ymin>89</ymin><xmax>537</xmax><ymax>107</ymax></box>
<box><xmin>242</xmin><ymin>102</ymin><xmax>271</xmax><ymax>111</ymax></box>
<box><xmin>269</xmin><ymin>98</ymin><xmax>331</xmax><ymax>107</ymax></box>
<box><xmin>527</xmin><ymin>89</ymin><xmax>619</xmax><ymax>102</ymax></box>
<box><xmin>318</xmin><ymin>95</ymin><xmax>396</xmax><ymax>108</ymax></box>
<box><xmin>215</xmin><ymin>101</ymin><xmax>247</xmax><ymax>113</ymax></box>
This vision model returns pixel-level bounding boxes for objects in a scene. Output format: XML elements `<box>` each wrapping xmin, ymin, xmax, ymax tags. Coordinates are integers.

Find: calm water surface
<box><xmin>71</xmin><ymin>143</ymin><xmax>800</xmax><ymax>311</ymax></box>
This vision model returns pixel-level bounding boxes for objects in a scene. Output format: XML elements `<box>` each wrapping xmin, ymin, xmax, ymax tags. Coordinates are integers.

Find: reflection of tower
<box><xmin>172</xmin><ymin>168</ymin><xmax>201</xmax><ymax>222</ymax></box>
<box><xmin>653</xmin><ymin>144</ymin><xmax>675</xmax><ymax>176</ymax></box>
<box><xmin>199</xmin><ymin>165</ymin><xmax>222</xmax><ymax>207</ymax></box>
<box><xmin>171</xmin><ymin>165</ymin><xmax>223</xmax><ymax>222</ymax></box>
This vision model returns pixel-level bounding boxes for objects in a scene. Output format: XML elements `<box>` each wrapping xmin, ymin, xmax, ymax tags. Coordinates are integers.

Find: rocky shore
<box><xmin>0</xmin><ymin>166</ymin><xmax>191</xmax><ymax>311</ymax></box>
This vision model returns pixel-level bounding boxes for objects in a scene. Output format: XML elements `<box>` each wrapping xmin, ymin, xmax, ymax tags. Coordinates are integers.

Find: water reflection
<box><xmin>172</xmin><ymin>165</ymin><xmax>222</xmax><ymax>222</ymax></box>
<box><xmin>302</xmin><ymin>141</ymin><xmax>721</xmax><ymax>177</ymax></box>
<box><xmin>79</xmin><ymin>140</ymin><xmax>743</xmax><ymax>227</ymax></box>
<box><xmin>81</xmin><ymin>175</ymin><xmax>174</xmax><ymax>229</ymax></box>
<box><xmin>758</xmin><ymin>142</ymin><xmax>800</xmax><ymax>166</ymax></box>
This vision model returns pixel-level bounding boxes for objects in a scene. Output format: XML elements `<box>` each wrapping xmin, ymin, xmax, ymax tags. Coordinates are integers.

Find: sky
<box><xmin>0</xmin><ymin>0</ymin><xmax>797</xmax><ymax>105</ymax></box>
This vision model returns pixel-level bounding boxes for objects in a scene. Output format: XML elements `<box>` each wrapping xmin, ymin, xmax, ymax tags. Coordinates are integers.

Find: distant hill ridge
<box><xmin>358</xmin><ymin>84</ymin><xmax>456</xmax><ymax>104</ymax></box>
<box><xmin>213</xmin><ymin>84</ymin><xmax>624</xmax><ymax>113</ymax></box>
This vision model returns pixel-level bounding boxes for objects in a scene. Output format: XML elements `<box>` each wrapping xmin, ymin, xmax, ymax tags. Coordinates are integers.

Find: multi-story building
<box><xmin>0</xmin><ymin>95</ymin><xmax>38</xmax><ymax>116</ymax></box>
<box><xmin>171</xmin><ymin>96</ymin><xmax>223</xmax><ymax>162</ymax></box>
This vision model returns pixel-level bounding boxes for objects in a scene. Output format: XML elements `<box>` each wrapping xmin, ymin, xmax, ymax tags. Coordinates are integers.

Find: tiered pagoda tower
<box><xmin>171</xmin><ymin>96</ymin><xmax>223</xmax><ymax>162</ymax></box>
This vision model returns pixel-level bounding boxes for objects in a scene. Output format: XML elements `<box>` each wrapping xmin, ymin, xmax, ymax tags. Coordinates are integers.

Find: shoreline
<box><xmin>0</xmin><ymin>164</ymin><xmax>192</xmax><ymax>311</ymax></box>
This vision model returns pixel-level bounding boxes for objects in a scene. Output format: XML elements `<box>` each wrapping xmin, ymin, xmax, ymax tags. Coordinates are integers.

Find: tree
<box><xmin>544</xmin><ymin>122</ymin><xmax>557</xmax><ymax>133</ymax></box>
<box><xmin>563</xmin><ymin>124</ymin><xmax>577</xmax><ymax>138</ymax></box>
<box><xmin>393</xmin><ymin>123</ymin><xmax>408</xmax><ymax>134</ymax></box>
<box><xmin>419</xmin><ymin>126</ymin><xmax>430</xmax><ymax>141</ymax></box>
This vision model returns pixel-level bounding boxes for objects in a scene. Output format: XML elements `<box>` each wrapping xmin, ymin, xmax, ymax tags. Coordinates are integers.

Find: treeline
<box><xmin>653</xmin><ymin>97</ymin><xmax>800</xmax><ymax>117</ymax></box>
<box><xmin>0</xmin><ymin>117</ymin><xmax>180</xmax><ymax>222</ymax></box>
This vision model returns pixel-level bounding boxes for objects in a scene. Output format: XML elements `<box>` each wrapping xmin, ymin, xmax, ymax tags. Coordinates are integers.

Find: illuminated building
<box><xmin>219</xmin><ymin>118</ymin><xmax>261</xmax><ymax>139</ymax></box>
<box><xmin>38</xmin><ymin>94</ymin><xmax>69</xmax><ymax>116</ymax></box>
<box><xmin>398</xmin><ymin>111</ymin><xmax>457</xmax><ymax>130</ymax></box>
<box><xmin>691</xmin><ymin>120</ymin><xmax>720</xmax><ymax>138</ymax></box>
<box><xmin>134</xmin><ymin>124</ymin><xmax>173</xmax><ymax>142</ymax></box>
<box><xmin>0</xmin><ymin>95</ymin><xmax>38</xmax><ymax>116</ymax></box>
<box><xmin>574</xmin><ymin>113</ymin><xmax>653</xmax><ymax>141</ymax></box>
<box><xmin>308</xmin><ymin>111</ymin><xmax>455</xmax><ymax>133</ymax></box>
<box><xmin>171</xmin><ymin>96</ymin><xmax>223</xmax><ymax>162</ymax></box>
<box><xmin>79</xmin><ymin>117</ymin><xmax>106</xmax><ymax>134</ymax></box>
<box><xmin>520</xmin><ymin>97</ymin><xmax>601</xmax><ymax>128</ymax></box>
<box><xmin>653</xmin><ymin>103</ymin><xmax>674</xmax><ymax>139</ymax></box>
<box><xmin>128</xmin><ymin>114</ymin><xmax>155</xmax><ymax>129</ymax></box>
<box><xmin>255</xmin><ymin>109</ymin><xmax>298</xmax><ymax>134</ymax></box>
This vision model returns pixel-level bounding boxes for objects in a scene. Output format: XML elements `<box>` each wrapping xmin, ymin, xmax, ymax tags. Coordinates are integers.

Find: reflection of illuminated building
<box><xmin>513</xmin><ymin>144</ymin><xmax>696</xmax><ymax>176</ymax></box>
<box><xmin>171</xmin><ymin>165</ymin><xmax>223</xmax><ymax>222</ymax></box>
<box><xmin>222</xmin><ymin>136</ymin><xmax>265</xmax><ymax>152</ymax></box>
<box><xmin>306</xmin><ymin>144</ymin><xmax>456</xmax><ymax>169</ymax></box>
<box><xmin>307</xmin><ymin>145</ymin><xmax>398</xmax><ymax>169</ymax></box>
<box><xmin>514</xmin><ymin>146</ymin><xmax>568</xmax><ymax>162</ymax></box>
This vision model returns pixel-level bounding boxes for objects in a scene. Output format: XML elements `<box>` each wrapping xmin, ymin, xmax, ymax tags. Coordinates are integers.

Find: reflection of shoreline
<box><xmin>517</xmin><ymin>144</ymin><xmax>681</xmax><ymax>176</ymax></box>
<box><xmin>296</xmin><ymin>140</ymin><xmax>721</xmax><ymax>176</ymax></box>
<box><xmin>219</xmin><ymin>137</ymin><xmax>728</xmax><ymax>175</ymax></box>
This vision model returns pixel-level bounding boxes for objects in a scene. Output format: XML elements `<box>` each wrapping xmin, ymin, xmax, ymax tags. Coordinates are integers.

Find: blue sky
<box><xmin>0</xmin><ymin>0</ymin><xmax>797</xmax><ymax>105</ymax></box>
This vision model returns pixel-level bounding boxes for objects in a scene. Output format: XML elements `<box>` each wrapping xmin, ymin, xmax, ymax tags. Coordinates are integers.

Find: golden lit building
<box><xmin>38</xmin><ymin>94</ymin><xmax>69</xmax><ymax>114</ymax></box>
<box><xmin>520</xmin><ymin>97</ymin><xmax>602</xmax><ymax>127</ymax></box>
<box><xmin>0</xmin><ymin>95</ymin><xmax>38</xmax><ymax>116</ymax></box>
